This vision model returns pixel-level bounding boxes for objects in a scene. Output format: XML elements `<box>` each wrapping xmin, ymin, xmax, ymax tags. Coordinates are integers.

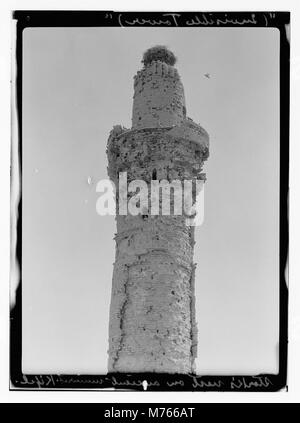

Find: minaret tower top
<box><xmin>132</xmin><ymin>46</ymin><xmax>186</xmax><ymax>129</ymax></box>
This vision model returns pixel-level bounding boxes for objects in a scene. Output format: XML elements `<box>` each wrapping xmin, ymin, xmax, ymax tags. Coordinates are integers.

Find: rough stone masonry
<box><xmin>106</xmin><ymin>46</ymin><xmax>209</xmax><ymax>373</ymax></box>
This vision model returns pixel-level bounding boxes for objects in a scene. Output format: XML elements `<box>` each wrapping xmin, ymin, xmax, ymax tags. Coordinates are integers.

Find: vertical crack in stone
<box><xmin>112</xmin><ymin>264</ymin><xmax>130</xmax><ymax>371</ymax></box>
<box><xmin>189</xmin><ymin>261</ymin><xmax>197</xmax><ymax>374</ymax></box>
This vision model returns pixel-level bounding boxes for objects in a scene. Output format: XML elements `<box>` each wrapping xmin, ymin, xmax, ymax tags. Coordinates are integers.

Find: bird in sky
<box><xmin>87</xmin><ymin>176</ymin><xmax>93</xmax><ymax>185</ymax></box>
<box><xmin>204</xmin><ymin>73</ymin><xmax>211</xmax><ymax>79</ymax></box>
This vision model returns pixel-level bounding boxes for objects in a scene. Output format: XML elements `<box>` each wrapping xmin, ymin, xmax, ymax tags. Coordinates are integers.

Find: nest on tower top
<box><xmin>142</xmin><ymin>45</ymin><xmax>177</xmax><ymax>66</ymax></box>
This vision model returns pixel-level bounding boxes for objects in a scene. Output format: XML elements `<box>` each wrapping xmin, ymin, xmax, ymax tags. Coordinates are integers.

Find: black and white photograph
<box><xmin>8</xmin><ymin>9</ymin><xmax>290</xmax><ymax>396</ymax></box>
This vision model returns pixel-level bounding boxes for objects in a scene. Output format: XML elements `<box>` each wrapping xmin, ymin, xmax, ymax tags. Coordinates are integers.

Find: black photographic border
<box><xmin>10</xmin><ymin>10</ymin><xmax>289</xmax><ymax>392</ymax></box>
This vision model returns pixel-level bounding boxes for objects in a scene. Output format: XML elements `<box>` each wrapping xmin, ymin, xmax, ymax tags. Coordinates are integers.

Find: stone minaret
<box><xmin>107</xmin><ymin>46</ymin><xmax>209</xmax><ymax>374</ymax></box>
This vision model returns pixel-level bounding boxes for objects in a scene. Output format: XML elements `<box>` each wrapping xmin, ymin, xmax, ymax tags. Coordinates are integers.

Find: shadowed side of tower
<box><xmin>106</xmin><ymin>46</ymin><xmax>209</xmax><ymax>374</ymax></box>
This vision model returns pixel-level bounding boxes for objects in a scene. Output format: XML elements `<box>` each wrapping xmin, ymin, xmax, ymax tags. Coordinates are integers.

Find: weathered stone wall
<box><xmin>108</xmin><ymin>215</ymin><xmax>194</xmax><ymax>373</ymax></box>
<box><xmin>107</xmin><ymin>127</ymin><xmax>208</xmax><ymax>183</ymax></box>
<box><xmin>107</xmin><ymin>127</ymin><xmax>209</xmax><ymax>373</ymax></box>
<box><xmin>132</xmin><ymin>61</ymin><xmax>186</xmax><ymax>129</ymax></box>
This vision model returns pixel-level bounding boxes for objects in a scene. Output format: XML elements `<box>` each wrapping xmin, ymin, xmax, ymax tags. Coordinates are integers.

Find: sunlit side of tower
<box><xmin>106</xmin><ymin>46</ymin><xmax>209</xmax><ymax>373</ymax></box>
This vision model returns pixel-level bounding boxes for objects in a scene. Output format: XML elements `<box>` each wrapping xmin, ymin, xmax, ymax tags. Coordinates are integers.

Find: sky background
<box><xmin>22</xmin><ymin>26</ymin><xmax>279</xmax><ymax>375</ymax></box>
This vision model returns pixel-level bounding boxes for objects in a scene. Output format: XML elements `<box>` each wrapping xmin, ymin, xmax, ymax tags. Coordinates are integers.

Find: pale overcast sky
<box><xmin>22</xmin><ymin>26</ymin><xmax>279</xmax><ymax>375</ymax></box>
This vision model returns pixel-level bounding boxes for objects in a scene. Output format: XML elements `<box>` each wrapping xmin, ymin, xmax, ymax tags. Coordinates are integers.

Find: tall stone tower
<box><xmin>106</xmin><ymin>46</ymin><xmax>209</xmax><ymax>374</ymax></box>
